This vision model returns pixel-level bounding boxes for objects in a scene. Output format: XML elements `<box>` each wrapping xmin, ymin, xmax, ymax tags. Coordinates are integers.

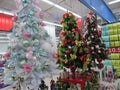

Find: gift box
<box><xmin>110</xmin><ymin>54</ymin><xmax>120</xmax><ymax>59</ymax></box>
<box><xmin>102</xmin><ymin>36</ymin><xmax>110</xmax><ymax>42</ymax></box>
<box><xmin>60</xmin><ymin>71</ymin><xmax>69</xmax><ymax>79</ymax></box>
<box><xmin>69</xmin><ymin>72</ymin><xmax>76</xmax><ymax>79</ymax></box>
<box><xmin>102</xmin><ymin>31</ymin><xmax>110</xmax><ymax>36</ymax></box>
<box><xmin>102</xmin><ymin>31</ymin><xmax>106</xmax><ymax>36</ymax></box>
<box><xmin>119</xmin><ymin>34</ymin><xmax>120</xmax><ymax>39</ymax></box>
<box><xmin>115</xmin><ymin>41</ymin><xmax>120</xmax><ymax>47</ymax></box>
<box><xmin>106</xmin><ymin>31</ymin><xmax>110</xmax><ymax>36</ymax></box>
<box><xmin>113</xmin><ymin>30</ymin><xmax>118</xmax><ymax>35</ymax></box>
<box><xmin>110</xmin><ymin>42</ymin><xmax>115</xmax><ymax>47</ymax></box>
<box><xmin>105</xmin><ymin>42</ymin><xmax>110</xmax><ymax>48</ymax></box>
<box><xmin>113</xmin><ymin>35</ymin><xmax>119</xmax><ymax>41</ymax></box>
<box><xmin>117</xmin><ymin>72</ymin><xmax>120</xmax><ymax>76</ymax></box>
<box><xmin>102</xmin><ymin>26</ymin><xmax>109</xmax><ymax>31</ymax></box>
<box><xmin>104</xmin><ymin>60</ymin><xmax>112</xmax><ymax>66</ymax></box>
<box><xmin>75</xmin><ymin>71</ymin><xmax>81</xmax><ymax>79</ymax></box>
<box><xmin>116</xmin><ymin>67</ymin><xmax>120</xmax><ymax>72</ymax></box>
<box><xmin>111</xmin><ymin>60</ymin><xmax>116</xmax><ymax>66</ymax></box>
<box><xmin>117</xmin><ymin>24</ymin><xmax>120</xmax><ymax>29</ymax></box>
<box><xmin>110</xmin><ymin>35</ymin><xmax>114</xmax><ymax>41</ymax></box>
<box><xmin>111</xmin><ymin>60</ymin><xmax>120</xmax><ymax>66</ymax></box>
<box><xmin>112</xmin><ymin>25</ymin><xmax>117</xmax><ymax>31</ymax></box>
<box><xmin>118</xmin><ymin>30</ymin><xmax>120</xmax><ymax>34</ymax></box>
<box><xmin>109</xmin><ymin>30</ymin><xmax>114</xmax><ymax>35</ymax></box>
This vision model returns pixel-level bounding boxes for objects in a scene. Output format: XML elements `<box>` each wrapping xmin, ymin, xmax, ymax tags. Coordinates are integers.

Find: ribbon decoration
<box><xmin>99</xmin><ymin>82</ymin><xmax>116</xmax><ymax>90</ymax></box>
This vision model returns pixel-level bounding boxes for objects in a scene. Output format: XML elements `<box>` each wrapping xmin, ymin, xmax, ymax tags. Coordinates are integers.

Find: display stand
<box><xmin>60</xmin><ymin>75</ymin><xmax>92</xmax><ymax>90</ymax></box>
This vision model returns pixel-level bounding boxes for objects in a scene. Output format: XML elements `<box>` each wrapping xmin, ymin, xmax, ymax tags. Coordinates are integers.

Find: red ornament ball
<box><xmin>72</xmin><ymin>41</ymin><xmax>75</xmax><ymax>45</ymax></box>
<box><xmin>97</xmin><ymin>58</ymin><xmax>102</xmax><ymax>63</ymax></box>
<box><xmin>97</xmin><ymin>63</ymin><xmax>104</xmax><ymax>69</ymax></box>
<box><xmin>65</xmin><ymin>50</ymin><xmax>70</xmax><ymax>54</ymax></box>
<box><xmin>79</xmin><ymin>50</ymin><xmax>83</xmax><ymax>54</ymax></box>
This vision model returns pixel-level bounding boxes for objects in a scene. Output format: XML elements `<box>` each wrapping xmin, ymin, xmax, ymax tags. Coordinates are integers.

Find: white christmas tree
<box><xmin>3</xmin><ymin>0</ymin><xmax>59</xmax><ymax>90</ymax></box>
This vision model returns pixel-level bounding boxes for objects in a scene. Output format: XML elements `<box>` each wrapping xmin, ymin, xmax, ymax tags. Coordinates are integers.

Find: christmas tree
<box><xmin>57</xmin><ymin>12</ymin><xmax>89</xmax><ymax>71</ymax></box>
<box><xmin>3</xmin><ymin>0</ymin><xmax>59</xmax><ymax>89</ymax></box>
<box><xmin>84</xmin><ymin>12</ymin><xmax>108</xmax><ymax>69</ymax></box>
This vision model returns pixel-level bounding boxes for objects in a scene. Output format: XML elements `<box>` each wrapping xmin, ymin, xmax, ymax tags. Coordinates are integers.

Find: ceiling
<box><xmin>0</xmin><ymin>0</ymin><xmax>120</xmax><ymax>24</ymax></box>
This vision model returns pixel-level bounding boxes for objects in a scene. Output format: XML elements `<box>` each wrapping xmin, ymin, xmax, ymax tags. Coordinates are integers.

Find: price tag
<box><xmin>109</xmin><ymin>47</ymin><xmax>120</xmax><ymax>53</ymax></box>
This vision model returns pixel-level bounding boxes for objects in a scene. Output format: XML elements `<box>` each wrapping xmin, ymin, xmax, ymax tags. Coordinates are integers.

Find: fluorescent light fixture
<box><xmin>0</xmin><ymin>10</ymin><xmax>62</xmax><ymax>27</ymax></box>
<box><xmin>41</xmin><ymin>0</ymin><xmax>81</xmax><ymax>18</ymax></box>
<box><xmin>108</xmin><ymin>0</ymin><xmax>120</xmax><ymax>5</ymax></box>
<box><xmin>43</xmin><ymin>21</ymin><xmax>62</xmax><ymax>27</ymax></box>
<box><xmin>0</xmin><ymin>10</ymin><xmax>13</xmax><ymax>16</ymax></box>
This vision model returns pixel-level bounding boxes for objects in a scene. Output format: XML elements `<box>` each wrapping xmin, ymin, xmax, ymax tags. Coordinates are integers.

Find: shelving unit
<box><xmin>102</xmin><ymin>22</ymin><xmax>120</xmax><ymax>76</ymax></box>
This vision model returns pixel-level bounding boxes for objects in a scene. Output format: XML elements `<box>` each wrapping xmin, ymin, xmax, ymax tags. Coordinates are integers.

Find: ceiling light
<box><xmin>108</xmin><ymin>0</ymin><xmax>120</xmax><ymax>5</ymax></box>
<box><xmin>43</xmin><ymin>21</ymin><xmax>62</xmax><ymax>27</ymax></box>
<box><xmin>41</xmin><ymin>0</ymin><xmax>81</xmax><ymax>18</ymax></box>
<box><xmin>0</xmin><ymin>10</ymin><xmax>13</xmax><ymax>16</ymax></box>
<box><xmin>0</xmin><ymin>10</ymin><xmax>62</xmax><ymax>27</ymax></box>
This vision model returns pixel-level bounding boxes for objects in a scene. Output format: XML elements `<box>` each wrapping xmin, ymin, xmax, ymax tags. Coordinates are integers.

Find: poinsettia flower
<box><xmin>4</xmin><ymin>51</ymin><xmax>11</xmax><ymax>59</ymax></box>
<box><xmin>23</xmin><ymin>64</ymin><xmax>32</xmax><ymax>73</ymax></box>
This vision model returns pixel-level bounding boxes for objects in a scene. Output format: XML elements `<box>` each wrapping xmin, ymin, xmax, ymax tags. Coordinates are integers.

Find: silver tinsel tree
<box><xmin>3</xmin><ymin>0</ymin><xmax>59</xmax><ymax>90</ymax></box>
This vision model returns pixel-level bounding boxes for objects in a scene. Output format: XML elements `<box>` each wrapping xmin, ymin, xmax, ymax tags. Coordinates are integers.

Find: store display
<box><xmin>84</xmin><ymin>12</ymin><xmax>108</xmax><ymax>69</ymax></box>
<box><xmin>0</xmin><ymin>0</ymin><xmax>120</xmax><ymax>89</ymax></box>
<box><xmin>57</xmin><ymin>12</ymin><xmax>89</xmax><ymax>71</ymax></box>
<box><xmin>99</xmin><ymin>67</ymin><xmax>116</xmax><ymax>90</ymax></box>
<box><xmin>57</xmin><ymin>12</ymin><xmax>108</xmax><ymax>90</ymax></box>
<box><xmin>3</xmin><ymin>0</ymin><xmax>59</xmax><ymax>90</ymax></box>
<box><xmin>0</xmin><ymin>55</ymin><xmax>9</xmax><ymax>89</ymax></box>
<box><xmin>102</xmin><ymin>23</ymin><xmax>120</xmax><ymax>76</ymax></box>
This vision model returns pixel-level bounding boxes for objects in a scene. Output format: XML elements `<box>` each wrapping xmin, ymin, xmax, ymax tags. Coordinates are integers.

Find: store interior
<box><xmin>0</xmin><ymin>0</ymin><xmax>120</xmax><ymax>90</ymax></box>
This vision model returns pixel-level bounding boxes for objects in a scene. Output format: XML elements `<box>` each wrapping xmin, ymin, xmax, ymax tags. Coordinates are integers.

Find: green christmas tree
<box><xmin>57</xmin><ymin>12</ymin><xmax>89</xmax><ymax>71</ymax></box>
<box><xmin>84</xmin><ymin>12</ymin><xmax>108</xmax><ymax>69</ymax></box>
<box><xmin>3</xmin><ymin>0</ymin><xmax>59</xmax><ymax>89</ymax></box>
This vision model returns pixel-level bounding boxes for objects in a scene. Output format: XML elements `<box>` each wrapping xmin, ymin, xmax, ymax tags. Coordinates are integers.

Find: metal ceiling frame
<box><xmin>79</xmin><ymin>0</ymin><xmax>117</xmax><ymax>23</ymax></box>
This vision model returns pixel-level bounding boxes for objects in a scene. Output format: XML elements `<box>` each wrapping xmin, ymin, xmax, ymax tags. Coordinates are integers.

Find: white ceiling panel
<box><xmin>0</xmin><ymin>0</ymin><xmax>119</xmax><ymax>23</ymax></box>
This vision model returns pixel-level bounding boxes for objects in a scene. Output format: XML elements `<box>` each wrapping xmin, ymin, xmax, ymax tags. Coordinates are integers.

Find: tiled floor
<box><xmin>0</xmin><ymin>86</ymin><xmax>13</xmax><ymax>90</ymax></box>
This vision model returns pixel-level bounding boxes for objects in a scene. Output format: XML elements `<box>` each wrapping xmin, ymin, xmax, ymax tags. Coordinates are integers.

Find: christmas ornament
<box><xmin>70</xmin><ymin>65</ymin><xmax>76</xmax><ymax>72</ymax></box>
<box><xmin>33</xmin><ymin>39</ymin><xmax>39</xmax><ymax>45</ymax></box>
<box><xmin>60</xmin><ymin>63</ymin><xmax>64</xmax><ymax>68</ymax></box>
<box><xmin>52</xmin><ymin>53</ymin><xmax>58</xmax><ymax>59</ymax></box>
<box><xmin>64</xmin><ymin>59</ymin><xmax>68</xmax><ymax>63</ymax></box>
<box><xmin>12</xmin><ymin>14</ymin><xmax>18</xmax><ymax>22</ymax></box>
<box><xmin>97</xmin><ymin>58</ymin><xmax>102</xmax><ymax>63</ymax></box>
<box><xmin>98</xmin><ymin>50</ymin><xmax>101</xmax><ymax>53</ymax></box>
<box><xmin>19</xmin><ymin>60</ymin><xmax>26</xmax><ymax>67</ymax></box>
<box><xmin>97</xmin><ymin>63</ymin><xmax>104</xmax><ymax>69</ymax></box>
<box><xmin>70</xmin><ymin>54</ymin><xmax>77</xmax><ymax>60</ymax></box>
<box><xmin>23</xmin><ymin>40</ymin><xmax>30</xmax><ymax>47</ymax></box>
<box><xmin>65</xmin><ymin>50</ymin><xmax>70</xmax><ymax>54</ymax></box>
<box><xmin>77</xmin><ymin>18</ymin><xmax>82</xmax><ymax>28</ymax></box>
<box><xmin>22</xmin><ymin>32</ymin><xmax>31</xmax><ymax>38</ymax></box>
<box><xmin>26</xmin><ymin>48</ymin><xmax>33</xmax><ymax>59</ymax></box>
<box><xmin>68</xmin><ymin>46</ymin><xmax>71</xmax><ymax>49</ymax></box>
<box><xmin>91</xmin><ymin>47</ymin><xmax>94</xmax><ymax>50</ymax></box>
<box><xmin>95</xmin><ymin>45</ymin><xmax>99</xmax><ymax>48</ymax></box>
<box><xmin>4</xmin><ymin>51</ymin><xmax>11</xmax><ymax>59</ymax></box>
<box><xmin>35</xmin><ymin>67</ymin><xmax>42</xmax><ymax>72</ymax></box>
<box><xmin>64</xmin><ymin>55</ymin><xmax>67</xmax><ymax>57</ymax></box>
<box><xmin>23</xmin><ymin>64</ymin><xmax>32</xmax><ymax>73</ymax></box>
<box><xmin>91</xmin><ymin>35</ymin><xmax>94</xmax><ymax>38</ymax></box>
<box><xmin>79</xmin><ymin>51</ymin><xmax>83</xmax><ymax>55</ymax></box>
